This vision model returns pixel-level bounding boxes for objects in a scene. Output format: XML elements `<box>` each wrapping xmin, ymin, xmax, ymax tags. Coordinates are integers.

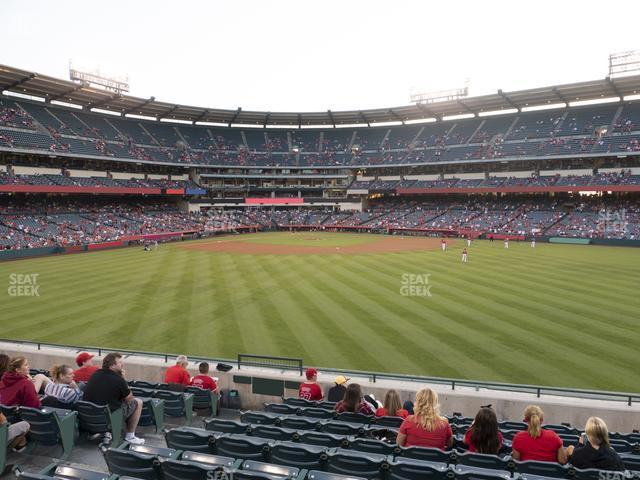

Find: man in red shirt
<box><xmin>74</xmin><ymin>352</ymin><xmax>99</xmax><ymax>382</ymax></box>
<box><xmin>190</xmin><ymin>362</ymin><xmax>218</xmax><ymax>392</ymax></box>
<box><xmin>164</xmin><ymin>355</ymin><xmax>190</xmax><ymax>386</ymax></box>
<box><xmin>298</xmin><ymin>368</ymin><xmax>323</xmax><ymax>401</ymax></box>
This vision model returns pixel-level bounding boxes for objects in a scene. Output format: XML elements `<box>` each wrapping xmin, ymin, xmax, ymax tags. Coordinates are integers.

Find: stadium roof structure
<box><xmin>2</xmin><ymin>64</ymin><xmax>640</xmax><ymax>128</ymax></box>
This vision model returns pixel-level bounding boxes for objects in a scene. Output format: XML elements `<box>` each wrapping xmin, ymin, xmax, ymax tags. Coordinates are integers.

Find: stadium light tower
<box><xmin>608</xmin><ymin>50</ymin><xmax>640</xmax><ymax>77</ymax></box>
<box><xmin>410</xmin><ymin>79</ymin><xmax>470</xmax><ymax>104</ymax></box>
<box><xmin>69</xmin><ymin>61</ymin><xmax>130</xmax><ymax>94</ymax></box>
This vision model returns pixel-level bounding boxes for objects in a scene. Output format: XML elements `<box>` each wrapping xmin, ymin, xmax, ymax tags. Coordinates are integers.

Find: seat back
<box><xmin>514</xmin><ymin>460</ymin><xmax>571</xmax><ymax>478</ymax></box>
<box><xmin>325</xmin><ymin>449</ymin><xmax>387</xmax><ymax>478</ymax></box>
<box><xmin>388</xmin><ymin>457</ymin><xmax>450</xmax><ymax>480</ymax></box>
<box><xmin>321</xmin><ymin>420</ymin><xmax>364</xmax><ymax>436</ymax></box>
<box><xmin>104</xmin><ymin>448</ymin><xmax>161</xmax><ymax>480</ymax></box>
<box><xmin>241</xmin><ymin>411</ymin><xmax>281</xmax><ymax>425</ymax></box>
<box><xmin>299</xmin><ymin>407</ymin><xmax>335</xmax><ymax>419</ymax></box>
<box><xmin>397</xmin><ymin>446</ymin><xmax>453</xmax><ymax>464</ymax></box>
<box><xmin>130</xmin><ymin>380</ymin><xmax>158</xmax><ymax>389</ymax></box>
<box><xmin>214</xmin><ymin>434</ymin><xmax>270</xmax><ymax>461</ymax></box>
<box><xmin>279</xmin><ymin>416</ymin><xmax>320</xmax><ymax>431</ymax></box>
<box><xmin>456</xmin><ymin>451</ymin><xmax>511</xmax><ymax>471</ymax></box>
<box><xmin>454</xmin><ymin>465</ymin><xmax>512</xmax><ymax>480</ymax></box>
<box><xmin>205</xmin><ymin>418</ymin><xmax>250</xmax><ymax>434</ymax></box>
<box><xmin>165</xmin><ymin>426</ymin><xmax>216</xmax><ymax>453</ymax></box>
<box><xmin>264</xmin><ymin>403</ymin><xmax>299</xmax><ymax>415</ymax></box>
<box><xmin>185</xmin><ymin>386</ymin><xmax>216</xmax><ymax>411</ymax></box>
<box><xmin>282</xmin><ymin>397</ymin><xmax>315</xmax><ymax>407</ymax></box>
<box><xmin>335</xmin><ymin>412</ymin><xmax>373</xmax><ymax>425</ymax></box>
<box><xmin>248</xmin><ymin>425</ymin><xmax>297</xmax><ymax>441</ymax></box>
<box><xmin>374</xmin><ymin>416</ymin><xmax>404</xmax><ymax>428</ymax></box>
<box><xmin>18</xmin><ymin>407</ymin><xmax>61</xmax><ymax>445</ymax></box>
<box><xmin>160</xmin><ymin>458</ymin><xmax>225</xmax><ymax>480</ymax></box>
<box><xmin>348</xmin><ymin>437</ymin><xmax>397</xmax><ymax>455</ymax></box>
<box><xmin>269</xmin><ymin>441</ymin><xmax>327</xmax><ymax>470</ymax></box>
<box><xmin>74</xmin><ymin>401</ymin><xmax>111</xmax><ymax>433</ymax></box>
<box><xmin>152</xmin><ymin>390</ymin><xmax>185</xmax><ymax>417</ymax></box>
<box><xmin>298</xmin><ymin>430</ymin><xmax>348</xmax><ymax>448</ymax></box>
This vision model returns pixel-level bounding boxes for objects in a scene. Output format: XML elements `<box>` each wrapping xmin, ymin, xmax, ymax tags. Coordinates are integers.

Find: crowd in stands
<box><xmin>2</xmin><ymin>194</ymin><xmax>640</xmax><ymax>250</ymax></box>
<box><xmin>0</xmin><ymin>171</ymin><xmax>200</xmax><ymax>190</ymax></box>
<box><xmin>350</xmin><ymin>171</ymin><xmax>640</xmax><ymax>191</ymax></box>
<box><xmin>0</xmin><ymin>351</ymin><xmax>221</xmax><ymax>451</ymax></box>
<box><xmin>2</xmin><ymin>97</ymin><xmax>640</xmax><ymax>167</ymax></box>
<box><xmin>296</xmin><ymin>371</ymin><xmax>632</xmax><ymax>471</ymax></box>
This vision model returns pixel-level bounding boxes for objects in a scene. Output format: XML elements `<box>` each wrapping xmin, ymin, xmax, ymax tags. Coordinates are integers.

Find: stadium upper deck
<box><xmin>1</xmin><ymin>65</ymin><xmax>640</xmax><ymax>170</ymax></box>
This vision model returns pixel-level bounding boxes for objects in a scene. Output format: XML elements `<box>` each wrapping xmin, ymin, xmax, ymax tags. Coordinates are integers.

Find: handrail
<box><xmin>0</xmin><ymin>338</ymin><xmax>638</xmax><ymax>406</ymax></box>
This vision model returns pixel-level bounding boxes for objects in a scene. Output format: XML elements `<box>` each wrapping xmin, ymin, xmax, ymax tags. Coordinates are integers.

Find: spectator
<box><xmin>0</xmin><ymin>356</ymin><xmax>42</xmax><ymax>408</ymax></box>
<box><xmin>512</xmin><ymin>405</ymin><xmax>566</xmax><ymax>463</ymax></box>
<box><xmin>164</xmin><ymin>355</ymin><xmax>191</xmax><ymax>387</ymax></box>
<box><xmin>567</xmin><ymin>417</ymin><xmax>625</xmax><ymax>471</ymax></box>
<box><xmin>74</xmin><ymin>351</ymin><xmax>98</xmax><ymax>382</ymax></box>
<box><xmin>0</xmin><ymin>354</ymin><xmax>8</xmax><ymax>380</ymax></box>
<box><xmin>335</xmin><ymin>383</ymin><xmax>373</xmax><ymax>415</ymax></box>
<box><xmin>83</xmin><ymin>352</ymin><xmax>145</xmax><ymax>445</ymax></box>
<box><xmin>375</xmin><ymin>389</ymin><xmax>409</xmax><ymax>418</ymax></box>
<box><xmin>190</xmin><ymin>362</ymin><xmax>218</xmax><ymax>392</ymax></box>
<box><xmin>43</xmin><ymin>364</ymin><xmax>83</xmax><ymax>406</ymax></box>
<box><xmin>298</xmin><ymin>368</ymin><xmax>323</xmax><ymax>401</ymax></box>
<box><xmin>0</xmin><ymin>412</ymin><xmax>30</xmax><ymax>452</ymax></box>
<box><xmin>397</xmin><ymin>388</ymin><xmax>453</xmax><ymax>449</ymax></box>
<box><xmin>463</xmin><ymin>406</ymin><xmax>503</xmax><ymax>454</ymax></box>
<box><xmin>327</xmin><ymin>375</ymin><xmax>349</xmax><ymax>402</ymax></box>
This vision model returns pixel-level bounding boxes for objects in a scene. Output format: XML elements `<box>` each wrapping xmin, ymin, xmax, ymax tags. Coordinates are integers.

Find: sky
<box><xmin>2</xmin><ymin>0</ymin><xmax>640</xmax><ymax>113</ymax></box>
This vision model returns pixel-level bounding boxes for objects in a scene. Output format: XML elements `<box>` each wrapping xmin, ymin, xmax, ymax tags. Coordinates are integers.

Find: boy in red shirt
<box><xmin>298</xmin><ymin>368</ymin><xmax>323</xmax><ymax>401</ymax></box>
<box><xmin>74</xmin><ymin>352</ymin><xmax>99</xmax><ymax>382</ymax></box>
<box><xmin>190</xmin><ymin>362</ymin><xmax>218</xmax><ymax>392</ymax></box>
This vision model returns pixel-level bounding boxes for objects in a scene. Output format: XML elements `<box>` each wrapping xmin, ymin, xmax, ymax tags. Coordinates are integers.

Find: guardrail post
<box><xmin>629</xmin><ymin>396</ymin><xmax>632</xmax><ymax>407</ymax></box>
<box><xmin>452</xmin><ymin>381</ymin><xmax>455</xmax><ymax>390</ymax></box>
<box><xmin>537</xmin><ymin>388</ymin><xmax>541</xmax><ymax>398</ymax></box>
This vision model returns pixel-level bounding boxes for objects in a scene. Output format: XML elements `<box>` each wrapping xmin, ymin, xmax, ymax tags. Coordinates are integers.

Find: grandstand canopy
<box><xmin>1</xmin><ymin>64</ymin><xmax>640</xmax><ymax>127</ymax></box>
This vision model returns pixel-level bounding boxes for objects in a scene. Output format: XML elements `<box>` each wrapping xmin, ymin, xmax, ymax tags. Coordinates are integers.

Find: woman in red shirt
<box><xmin>512</xmin><ymin>405</ymin><xmax>567</xmax><ymax>463</ymax></box>
<box><xmin>463</xmin><ymin>406</ymin><xmax>503</xmax><ymax>454</ymax></box>
<box><xmin>0</xmin><ymin>356</ymin><xmax>42</xmax><ymax>408</ymax></box>
<box><xmin>335</xmin><ymin>383</ymin><xmax>373</xmax><ymax>415</ymax></box>
<box><xmin>375</xmin><ymin>389</ymin><xmax>409</xmax><ymax>418</ymax></box>
<box><xmin>397</xmin><ymin>388</ymin><xmax>453</xmax><ymax>449</ymax></box>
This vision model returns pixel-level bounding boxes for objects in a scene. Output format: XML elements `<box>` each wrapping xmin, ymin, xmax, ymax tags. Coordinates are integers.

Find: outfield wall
<box><xmin>2</xmin><ymin>341</ymin><xmax>638</xmax><ymax>432</ymax></box>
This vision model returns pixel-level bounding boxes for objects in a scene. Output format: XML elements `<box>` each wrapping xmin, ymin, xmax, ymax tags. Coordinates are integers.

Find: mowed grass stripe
<box><xmin>356</xmin><ymin>249</ymin><xmax>628</xmax><ymax>388</ymax></box>
<box><xmin>328</xmin><ymin>254</ymin><xmax>563</xmax><ymax>384</ymax></box>
<box><xmin>294</xmin><ymin>254</ymin><xmax>485</xmax><ymax>378</ymax></box>
<box><xmin>255</xmin><ymin>254</ymin><xmax>351</xmax><ymax>365</ymax></box>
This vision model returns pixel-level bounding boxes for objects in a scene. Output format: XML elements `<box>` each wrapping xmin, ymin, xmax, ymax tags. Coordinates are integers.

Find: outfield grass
<box><xmin>1</xmin><ymin>232</ymin><xmax>639</xmax><ymax>392</ymax></box>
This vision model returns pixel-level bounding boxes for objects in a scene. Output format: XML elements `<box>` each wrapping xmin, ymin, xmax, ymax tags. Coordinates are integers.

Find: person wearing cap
<box><xmin>73</xmin><ymin>352</ymin><xmax>98</xmax><ymax>383</ymax></box>
<box><xmin>164</xmin><ymin>355</ymin><xmax>191</xmax><ymax>387</ymax></box>
<box><xmin>328</xmin><ymin>375</ymin><xmax>349</xmax><ymax>402</ymax></box>
<box><xmin>298</xmin><ymin>368</ymin><xmax>323</xmax><ymax>401</ymax></box>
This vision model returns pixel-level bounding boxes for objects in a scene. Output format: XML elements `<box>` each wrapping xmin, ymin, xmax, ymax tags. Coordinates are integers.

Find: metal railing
<box><xmin>1</xmin><ymin>338</ymin><xmax>638</xmax><ymax>406</ymax></box>
<box><xmin>237</xmin><ymin>354</ymin><xmax>303</xmax><ymax>376</ymax></box>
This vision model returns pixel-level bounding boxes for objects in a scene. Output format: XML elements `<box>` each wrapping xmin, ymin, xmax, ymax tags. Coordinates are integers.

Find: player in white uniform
<box><xmin>504</xmin><ymin>238</ymin><xmax>509</xmax><ymax>249</ymax></box>
<box><xmin>462</xmin><ymin>248</ymin><xmax>468</xmax><ymax>263</ymax></box>
<box><xmin>531</xmin><ymin>236</ymin><xmax>536</xmax><ymax>248</ymax></box>
<box><xmin>441</xmin><ymin>239</ymin><xmax>447</xmax><ymax>251</ymax></box>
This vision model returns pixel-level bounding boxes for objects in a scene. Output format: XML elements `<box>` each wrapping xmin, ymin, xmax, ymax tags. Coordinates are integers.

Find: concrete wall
<box><xmin>2</xmin><ymin>341</ymin><xmax>638</xmax><ymax>432</ymax></box>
